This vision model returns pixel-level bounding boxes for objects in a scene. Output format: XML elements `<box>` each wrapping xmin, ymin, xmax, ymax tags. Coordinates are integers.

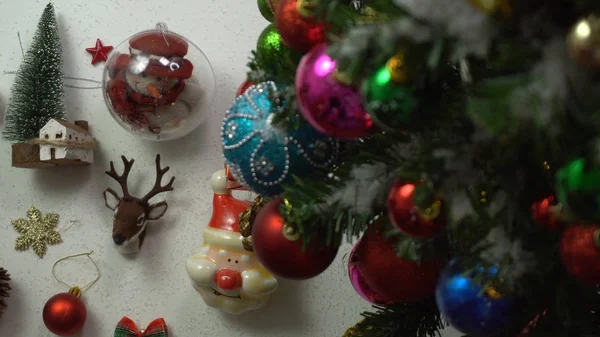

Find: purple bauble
<box><xmin>348</xmin><ymin>239</ymin><xmax>394</xmax><ymax>305</ymax></box>
<box><xmin>295</xmin><ymin>43</ymin><xmax>374</xmax><ymax>139</ymax></box>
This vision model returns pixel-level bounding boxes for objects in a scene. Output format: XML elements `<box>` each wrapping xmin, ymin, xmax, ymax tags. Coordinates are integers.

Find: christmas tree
<box><xmin>2</xmin><ymin>3</ymin><xmax>65</xmax><ymax>143</ymax></box>
<box><xmin>227</xmin><ymin>0</ymin><xmax>600</xmax><ymax>336</ymax></box>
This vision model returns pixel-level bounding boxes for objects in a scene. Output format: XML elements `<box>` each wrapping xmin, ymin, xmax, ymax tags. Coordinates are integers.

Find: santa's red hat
<box><xmin>108</xmin><ymin>31</ymin><xmax>194</xmax><ymax>80</ymax></box>
<box><xmin>203</xmin><ymin>170</ymin><xmax>251</xmax><ymax>250</ymax></box>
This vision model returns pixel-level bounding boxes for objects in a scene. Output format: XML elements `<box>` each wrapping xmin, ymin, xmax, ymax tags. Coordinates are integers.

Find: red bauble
<box><xmin>531</xmin><ymin>195</ymin><xmax>563</xmax><ymax>230</ymax></box>
<box><xmin>43</xmin><ymin>292</ymin><xmax>87</xmax><ymax>336</ymax></box>
<box><xmin>252</xmin><ymin>198</ymin><xmax>339</xmax><ymax>280</ymax></box>
<box><xmin>275</xmin><ymin>0</ymin><xmax>326</xmax><ymax>53</ymax></box>
<box><xmin>236</xmin><ymin>79</ymin><xmax>255</xmax><ymax>97</ymax></box>
<box><xmin>348</xmin><ymin>238</ymin><xmax>394</xmax><ymax>305</ymax></box>
<box><xmin>354</xmin><ymin>221</ymin><xmax>445</xmax><ymax>303</ymax></box>
<box><xmin>386</xmin><ymin>180</ymin><xmax>446</xmax><ymax>239</ymax></box>
<box><xmin>560</xmin><ymin>224</ymin><xmax>600</xmax><ymax>285</ymax></box>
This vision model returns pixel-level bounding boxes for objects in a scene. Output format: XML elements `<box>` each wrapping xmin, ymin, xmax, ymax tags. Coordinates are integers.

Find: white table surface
<box><xmin>0</xmin><ymin>1</ymin><xmax>460</xmax><ymax>336</ymax></box>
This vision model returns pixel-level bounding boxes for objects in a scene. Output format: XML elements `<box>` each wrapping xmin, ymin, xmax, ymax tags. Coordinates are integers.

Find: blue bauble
<box><xmin>435</xmin><ymin>259</ymin><xmax>516</xmax><ymax>337</ymax></box>
<box><xmin>221</xmin><ymin>81</ymin><xmax>338</xmax><ymax>196</ymax></box>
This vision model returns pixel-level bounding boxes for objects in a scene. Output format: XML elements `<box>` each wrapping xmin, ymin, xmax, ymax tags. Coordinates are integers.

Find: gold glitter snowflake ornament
<box><xmin>12</xmin><ymin>206</ymin><xmax>62</xmax><ymax>258</ymax></box>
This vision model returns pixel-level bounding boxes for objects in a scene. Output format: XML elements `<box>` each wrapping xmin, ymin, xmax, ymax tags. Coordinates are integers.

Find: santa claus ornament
<box><xmin>185</xmin><ymin>170</ymin><xmax>278</xmax><ymax>314</ymax></box>
<box><xmin>102</xmin><ymin>23</ymin><xmax>216</xmax><ymax>141</ymax></box>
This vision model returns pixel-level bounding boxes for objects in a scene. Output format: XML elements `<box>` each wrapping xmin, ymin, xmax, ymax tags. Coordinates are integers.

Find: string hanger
<box><xmin>156</xmin><ymin>22</ymin><xmax>170</xmax><ymax>47</ymax></box>
<box><xmin>3</xmin><ymin>32</ymin><xmax>102</xmax><ymax>89</ymax></box>
<box><xmin>52</xmin><ymin>251</ymin><xmax>101</xmax><ymax>297</ymax></box>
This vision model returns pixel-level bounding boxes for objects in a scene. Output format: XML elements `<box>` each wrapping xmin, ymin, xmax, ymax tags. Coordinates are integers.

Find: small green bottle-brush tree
<box><xmin>2</xmin><ymin>3</ymin><xmax>65</xmax><ymax>144</ymax></box>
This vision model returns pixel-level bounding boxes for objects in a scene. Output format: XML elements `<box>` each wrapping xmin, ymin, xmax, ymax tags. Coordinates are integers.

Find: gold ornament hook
<box><xmin>52</xmin><ymin>251</ymin><xmax>101</xmax><ymax>295</ymax></box>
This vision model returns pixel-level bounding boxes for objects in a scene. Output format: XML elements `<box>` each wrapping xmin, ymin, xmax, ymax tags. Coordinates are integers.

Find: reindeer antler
<box><xmin>142</xmin><ymin>154</ymin><xmax>175</xmax><ymax>203</ymax></box>
<box><xmin>106</xmin><ymin>156</ymin><xmax>135</xmax><ymax>197</ymax></box>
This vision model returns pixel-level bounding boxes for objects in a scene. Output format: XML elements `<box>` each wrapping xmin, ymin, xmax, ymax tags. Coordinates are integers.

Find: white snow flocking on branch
<box><xmin>510</xmin><ymin>39</ymin><xmax>568</xmax><ymax>131</ymax></box>
<box><xmin>480</xmin><ymin>227</ymin><xmax>535</xmax><ymax>288</ymax></box>
<box><xmin>327</xmin><ymin>162</ymin><xmax>392</xmax><ymax>213</ymax></box>
<box><xmin>393</xmin><ymin>0</ymin><xmax>495</xmax><ymax>58</ymax></box>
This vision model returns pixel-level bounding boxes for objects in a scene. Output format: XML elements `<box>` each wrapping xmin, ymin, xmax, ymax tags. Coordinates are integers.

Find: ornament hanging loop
<box><xmin>52</xmin><ymin>251</ymin><xmax>101</xmax><ymax>294</ymax></box>
<box><xmin>156</xmin><ymin>22</ymin><xmax>170</xmax><ymax>47</ymax></box>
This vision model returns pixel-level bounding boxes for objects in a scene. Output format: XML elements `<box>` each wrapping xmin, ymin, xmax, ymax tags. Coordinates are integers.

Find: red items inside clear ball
<box><xmin>103</xmin><ymin>27</ymin><xmax>215</xmax><ymax>141</ymax></box>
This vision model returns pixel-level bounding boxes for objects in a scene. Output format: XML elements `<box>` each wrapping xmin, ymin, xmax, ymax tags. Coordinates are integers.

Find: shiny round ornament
<box><xmin>348</xmin><ymin>238</ymin><xmax>394</xmax><ymax>305</ymax></box>
<box><xmin>43</xmin><ymin>289</ymin><xmax>87</xmax><ymax>336</ymax></box>
<box><xmin>436</xmin><ymin>259</ymin><xmax>517</xmax><ymax>336</ymax></box>
<box><xmin>275</xmin><ymin>0</ymin><xmax>326</xmax><ymax>53</ymax></box>
<box><xmin>296</xmin><ymin>44</ymin><xmax>374</xmax><ymax>139</ymax></box>
<box><xmin>560</xmin><ymin>224</ymin><xmax>600</xmax><ymax>285</ymax></box>
<box><xmin>363</xmin><ymin>56</ymin><xmax>417</xmax><ymax>131</ymax></box>
<box><xmin>102</xmin><ymin>24</ymin><xmax>216</xmax><ymax>141</ymax></box>
<box><xmin>556</xmin><ymin>158</ymin><xmax>600</xmax><ymax>222</ymax></box>
<box><xmin>386</xmin><ymin>180</ymin><xmax>446</xmax><ymax>239</ymax></box>
<box><xmin>531</xmin><ymin>195</ymin><xmax>563</xmax><ymax>230</ymax></box>
<box><xmin>256</xmin><ymin>24</ymin><xmax>293</xmax><ymax>67</ymax></box>
<box><xmin>221</xmin><ymin>81</ymin><xmax>338</xmax><ymax>196</ymax></box>
<box><xmin>252</xmin><ymin>198</ymin><xmax>340</xmax><ymax>279</ymax></box>
<box><xmin>258</xmin><ymin>0</ymin><xmax>275</xmax><ymax>22</ymax></box>
<box><xmin>567</xmin><ymin>16</ymin><xmax>600</xmax><ymax>70</ymax></box>
<box><xmin>236</xmin><ymin>79</ymin><xmax>255</xmax><ymax>97</ymax></box>
<box><xmin>353</xmin><ymin>221</ymin><xmax>444</xmax><ymax>303</ymax></box>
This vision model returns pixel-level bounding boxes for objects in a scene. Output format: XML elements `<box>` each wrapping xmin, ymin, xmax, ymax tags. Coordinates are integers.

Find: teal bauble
<box><xmin>221</xmin><ymin>81</ymin><xmax>338</xmax><ymax>196</ymax></box>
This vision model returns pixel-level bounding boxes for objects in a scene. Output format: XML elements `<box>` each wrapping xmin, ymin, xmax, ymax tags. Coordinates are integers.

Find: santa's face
<box><xmin>186</xmin><ymin>244</ymin><xmax>278</xmax><ymax>314</ymax></box>
<box><xmin>125</xmin><ymin>71</ymin><xmax>178</xmax><ymax>97</ymax></box>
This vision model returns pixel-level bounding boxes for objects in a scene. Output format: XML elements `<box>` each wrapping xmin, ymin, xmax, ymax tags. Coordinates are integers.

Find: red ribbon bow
<box><xmin>114</xmin><ymin>316</ymin><xmax>168</xmax><ymax>337</ymax></box>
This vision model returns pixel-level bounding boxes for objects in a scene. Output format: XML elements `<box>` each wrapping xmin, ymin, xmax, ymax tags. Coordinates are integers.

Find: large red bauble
<box><xmin>348</xmin><ymin>238</ymin><xmax>394</xmax><ymax>305</ymax></box>
<box><xmin>42</xmin><ymin>293</ymin><xmax>87</xmax><ymax>336</ymax></box>
<box><xmin>252</xmin><ymin>197</ymin><xmax>339</xmax><ymax>280</ymax></box>
<box><xmin>386</xmin><ymin>180</ymin><xmax>446</xmax><ymax>239</ymax></box>
<box><xmin>531</xmin><ymin>195</ymin><xmax>563</xmax><ymax>230</ymax></box>
<box><xmin>560</xmin><ymin>224</ymin><xmax>600</xmax><ymax>285</ymax></box>
<box><xmin>354</xmin><ymin>221</ymin><xmax>445</xmax><ymax>302</ymax></box>
<box><xmin>275</xmin><ymin>0</ymin><xmax>326</xmax><ymax>53</ymax></box>
<box><xmin>236</xmin><ymin>79</ymin><xmax>255</xmax><ymax>97</ymax></box>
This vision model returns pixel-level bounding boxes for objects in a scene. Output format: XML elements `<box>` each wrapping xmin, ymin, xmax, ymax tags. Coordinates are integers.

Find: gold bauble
<box><xmin>468</xmin><ymin>0</ymin><xmax>512</xmax><ymax>18</ymax></box>
<box><xmin>385</xmin><ymin>52</ymin><xmax>408</xmax><ymax>84</ymax></box>
<box><xmin>567</xmin><ymin>16</ymin><xmax>600</xmax><ymax>69</ymax></box>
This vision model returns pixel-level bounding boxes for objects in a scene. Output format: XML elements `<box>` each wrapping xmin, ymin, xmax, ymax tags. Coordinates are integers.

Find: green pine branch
<box><xmin>2</xmin><ymin>3</ymin><xmax>66</xmax><ymax>143</ymax></box>
<box><xmin>348</xmin><ymin>298</ymin><xmax>446</xmax><ymax>337</ymax></box>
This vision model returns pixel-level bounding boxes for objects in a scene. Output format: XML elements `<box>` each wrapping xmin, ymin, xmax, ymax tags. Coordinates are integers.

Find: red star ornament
<box><xmin>85</xmin><ymin>38</ymin><xmax>113</xmax><ymax>65</ymax></box>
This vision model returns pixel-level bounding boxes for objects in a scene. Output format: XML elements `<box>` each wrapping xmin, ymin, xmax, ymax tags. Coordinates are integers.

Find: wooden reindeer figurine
<box><xmin>103</xmin><ymin>154</ymin><xmax>175</xmax><ymax>254</ymax></box>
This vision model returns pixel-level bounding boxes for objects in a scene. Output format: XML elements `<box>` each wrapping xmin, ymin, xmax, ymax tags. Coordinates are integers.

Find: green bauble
<box><xmin>362</xmin><ymin>64</ymin><xmax>417</xmax><ymax>131</ymax></box>
<box><xmin>258</xmin><ymin>0</ymin><xmax>275</xmax><ymax>22</ymax></box>
<box><xmin>256</xmin><ymin>24</ymin><xmax>288</xmax><ymax>64</ymax></box>
<box><xmin>556</xmin><ymin>158</ymin><xmax>600</xmax><ymax>221</ymax></box>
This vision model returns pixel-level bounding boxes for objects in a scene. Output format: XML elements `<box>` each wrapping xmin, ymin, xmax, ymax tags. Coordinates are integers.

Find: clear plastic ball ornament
<box><xmin>102</xmin><ymin>23</ymin><xmax>216</xmax><ymax>141</ymax></box>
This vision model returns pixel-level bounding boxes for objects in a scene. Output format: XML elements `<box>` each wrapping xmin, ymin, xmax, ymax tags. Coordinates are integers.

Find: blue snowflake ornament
<box><xmin>221</xmin><ymin>81</ymin><xmax>338</xmax><ymax>196</ymax></box>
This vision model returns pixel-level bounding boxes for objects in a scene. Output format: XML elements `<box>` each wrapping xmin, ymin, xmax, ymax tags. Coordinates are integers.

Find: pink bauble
<box><xmin>295</xmin><ymin>44</ymin><xmax>374</xmax><ymax>139</ymax></box>
<box><xmin>348</xmin><ymin>239</ymin><xmax>394</xmax><ymax>305</ymax></box>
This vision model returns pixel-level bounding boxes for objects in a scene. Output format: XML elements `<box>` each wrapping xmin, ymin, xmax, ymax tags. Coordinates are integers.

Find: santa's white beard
<box><xmin>186</xmin><ymin>255</ymin><xmax>278</xmax><ymax>315</ymax></box>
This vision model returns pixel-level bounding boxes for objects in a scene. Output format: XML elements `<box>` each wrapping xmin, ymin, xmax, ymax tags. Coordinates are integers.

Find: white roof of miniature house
<box><xmin>44</xmin><ymin>119</ymin><xmax>89</xmax><ymax>134</ymax></box>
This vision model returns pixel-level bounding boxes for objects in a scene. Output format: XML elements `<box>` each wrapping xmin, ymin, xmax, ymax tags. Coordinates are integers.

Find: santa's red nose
<box><xmin>215</xmin><ymin>269</ymin><xmax>242</xmax><ymax>290</ymax></box>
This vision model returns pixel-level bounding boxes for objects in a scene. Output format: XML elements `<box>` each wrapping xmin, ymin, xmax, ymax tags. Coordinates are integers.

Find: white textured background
<box><xmin>0</xmin><ymin>1</ymin><xmax>460</xmax><ymax>336</ymax></box>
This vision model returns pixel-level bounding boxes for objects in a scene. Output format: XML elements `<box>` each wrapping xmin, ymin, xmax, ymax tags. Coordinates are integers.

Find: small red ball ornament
<box><xmin>43</xmin><ymin>288</ymin><xmax>87</xmax><ymax>336</ymax></box>
<box><xmin>531</xmin><ymin>195</ymin><xmax>563</xmax><ymax>230</ymax></box>
<box><xmin>354</xmin><ymin>221</ymin><xmax>445</xmax><ymax>302</ymax></box>
<box><xmin>386</xmin><ymin>180</ymin><xmax>446</xmax><ymax>239</ymax></box>
<box><xmin>236</xmin><ymin>79</ymin><xmax>255</xmax><ymax>97</ymax></box>
<box><xmin>252</xmin><ymin>197</ymin><xmax>339</xmax><ymax>280</ymax></box>
<box><xmin>348</xmin><ymin>238</ymin><xmax>394</xmax><ymax>305</ymax></box>
<box><xmin>560</xmin><ymin>224</ymin><xmax>600</xmax><ymax>285</ymax></box>
<box><xmin>275</xmin><ymin>0</ymin><xmax>326</xmax><ymax>53</ymax></box>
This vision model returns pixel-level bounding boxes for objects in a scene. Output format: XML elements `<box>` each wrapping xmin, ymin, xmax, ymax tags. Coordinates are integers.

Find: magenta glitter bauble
<box><xmin>348</xmin><ymin>239</ymin><xmax>394</xmax><ymax>305</ymax></box>
<box><xmin>295</xmin><ymin>44</ymin><xmax>374</xmax><ymax>139</ymax></box>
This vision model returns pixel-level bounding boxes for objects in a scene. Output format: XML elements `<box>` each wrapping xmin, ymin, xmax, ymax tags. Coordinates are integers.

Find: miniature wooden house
<box><xmin>39</xmin><ymin>119</ymin><xmax>94</xmax><ymax>164</ymax></box>
<box><xmin>11</xmin><ymin>119</ymin><xmax>95</xmax><ymax>168</ymax></box>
